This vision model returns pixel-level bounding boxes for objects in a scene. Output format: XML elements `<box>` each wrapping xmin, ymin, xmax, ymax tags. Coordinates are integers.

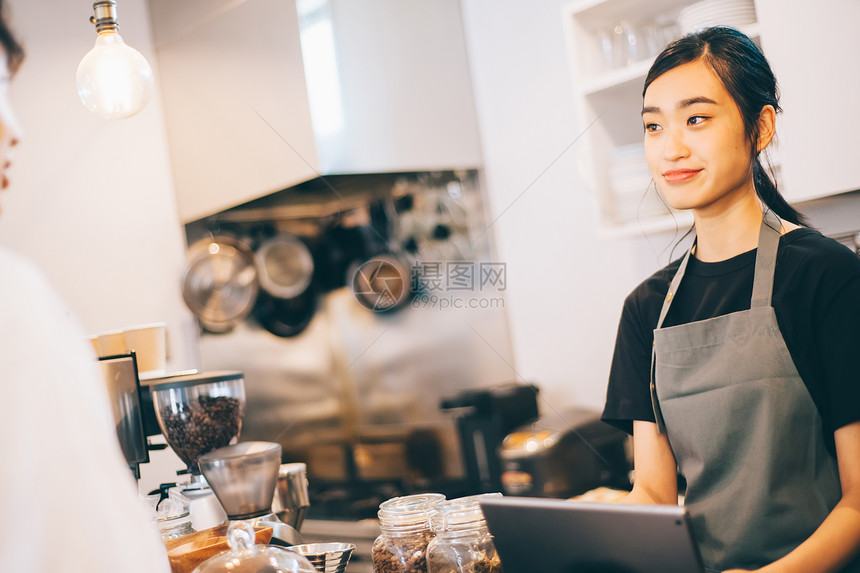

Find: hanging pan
<box><xmin>253</xmin><ymin>232</ymin><xmax>318</xmax><ymax>337</ymax></box>
<box><xmin>253</xmin><ymin>288</ymin><xmax>318</xmax><ymax>338</ymax></box>
<box><xmin>181</xmin><ymin>236</ymin><xmax>259</xmax><ymax>334</ymax></box>
<box><xmin>254</xmin><ymin>233</ymin><xmax>315</xmax><ymax>300</ymax></box>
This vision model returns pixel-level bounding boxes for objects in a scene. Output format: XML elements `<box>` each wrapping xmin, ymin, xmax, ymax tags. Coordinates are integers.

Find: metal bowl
<box><xmin>286</xmin><ymin>542</ymin><xmax>356</xmax><ymax>573</ymax></box>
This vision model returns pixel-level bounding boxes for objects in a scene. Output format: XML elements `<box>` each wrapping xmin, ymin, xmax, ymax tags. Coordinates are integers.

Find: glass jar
<box><xmin>426</xmin><ymin>494</ymin><xmax>503</xmax><ymax>573</ymax></box>
<box><xmin>372</xmin><ymin>493</ymin><xmax>446</xmax><ymax>573</ymax></box>
<box><xmin>148</xmin><ymin>487</ymin><xmax>196</xmax><ymax>541</ymax></box>
<box><xmin>192</xmin><ymin>520</ymin><xmax>316</xmax><ymax>573</ymax></box>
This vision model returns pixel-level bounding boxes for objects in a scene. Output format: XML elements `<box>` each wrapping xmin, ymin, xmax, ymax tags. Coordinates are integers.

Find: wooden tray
<box><xmin>164</xmin><ymin>524</ymin><xmax>274</xmax><ymax>573</ymax></box>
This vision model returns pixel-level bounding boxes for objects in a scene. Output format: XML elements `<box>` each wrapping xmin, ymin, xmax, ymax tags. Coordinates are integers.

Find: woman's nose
<box><xmin>662</xmin><ymin>126</ymin><xmax>689</xmax><ymax>161</ymax></box>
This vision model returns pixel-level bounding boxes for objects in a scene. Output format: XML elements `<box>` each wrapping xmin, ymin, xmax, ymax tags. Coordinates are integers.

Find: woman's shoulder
<box><xmin>776</xmin><ymin>229</ymin><xmax>860</xmax><ymax>320</ymax></box>
<box><xmin>779</xmin><ymin>228</ymin><xmax>860</xmax><ymax>283</ymax></box>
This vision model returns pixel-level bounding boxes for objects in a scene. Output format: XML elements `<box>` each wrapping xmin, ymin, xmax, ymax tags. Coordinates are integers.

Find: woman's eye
<box><xmin>688</xmin><ymin>115</ymin><xmax>709</xmax><ymax>126</ymax></box>
<box><xmin>644</xmin><ymin>123</ymin><xmax>661</xmax><ymax>133</ymax></box>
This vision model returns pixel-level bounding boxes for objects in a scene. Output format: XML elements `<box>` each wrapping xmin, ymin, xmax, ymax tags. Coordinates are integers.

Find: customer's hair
<box><xmin>644</xmin><ymin>26</ymin><xmax>808</xmax><ymax>227</ymax></box>
<box><xmin>0</xmin><ymin>0</ymin><xmax>24</xmax><ymax>74</ymax></box>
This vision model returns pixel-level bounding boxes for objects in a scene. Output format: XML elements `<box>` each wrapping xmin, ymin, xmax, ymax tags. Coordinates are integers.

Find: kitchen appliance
<box><xmin>499</xmin><ymin>407</ymin><xmax>631</xmax><ymax>499</ymax></box>
<box><xmin>273</xmin><ymin>463</ymin><xmax>311</xmax><ymax>530</ymax></box>
<box><xmin>198</xmin><ymin>442</ymin><xmax>303</xmax><ymax>546</ymax></box>
<box><xmin>440</xmin><ymin>384</ymin><xmax>540</xmax><ymax>495</ymax></box>
<box><xmin>98</xmin><ymin>352</ymin><xmax>149</xmax><ymax>479</ymax></box>
<box><xmin>145</xmin><ymin>371</ymin><xmax>247</xmax><ymax>530</ymax></box>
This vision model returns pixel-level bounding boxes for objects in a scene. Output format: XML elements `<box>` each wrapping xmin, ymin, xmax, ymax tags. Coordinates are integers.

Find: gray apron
<box><xmin>649</xmin><ymin>210</ymin><xmax>843</xmax><ymax>572</ymax></box>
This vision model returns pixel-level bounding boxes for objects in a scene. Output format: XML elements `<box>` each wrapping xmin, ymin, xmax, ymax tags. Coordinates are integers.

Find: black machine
<box><xmin>440</xmin><ymin>384</ymin><xmax>540</xmax><ymax>495</ymax></box>
<box><xmin>499</xmin><ymin>407</ymin><xmax>632</xmax><ymax>499</ymax></box>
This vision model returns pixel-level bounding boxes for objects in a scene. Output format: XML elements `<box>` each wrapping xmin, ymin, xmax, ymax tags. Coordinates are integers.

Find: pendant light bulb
<box><xmin>76</xmin><ymin>1</ymin><xmax>153</xmax><ymax>120</ymax></box>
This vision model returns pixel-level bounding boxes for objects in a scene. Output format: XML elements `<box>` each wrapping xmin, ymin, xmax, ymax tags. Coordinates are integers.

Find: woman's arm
<box><xmin>726</xmin><ymin>421</ymin><xmax>860</xmax><ymax>573</ymax></box>
<box><xmin>623</xmin><ymin>420</ymin><xmax>679</xmax><ymax>505</ymax></box>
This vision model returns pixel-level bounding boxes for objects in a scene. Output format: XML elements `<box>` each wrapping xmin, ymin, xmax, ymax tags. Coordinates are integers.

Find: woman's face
<box><xmin>0</xmin><ymin>51</ymin><xmax>21</xmax><ymax>215</ymax></box>
<box><xmin>642</xmin><ymin>59</ymin><xmax>753</xmax><ymax>215</ymax></box>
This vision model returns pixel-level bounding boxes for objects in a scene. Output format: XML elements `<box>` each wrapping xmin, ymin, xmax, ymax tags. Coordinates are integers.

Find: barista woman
<box><xmin>602</xmin><ymin>27</ymin><xmax>860</xmax><ymax>573</ymax></box>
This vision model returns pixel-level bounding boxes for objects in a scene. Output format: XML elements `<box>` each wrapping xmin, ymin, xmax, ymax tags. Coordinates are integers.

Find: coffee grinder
<box><xmin>198</xmin><ymin>442</ymin><xmax>303</xmax><ymax>546</ymax></box>
<box><xmin>146</xmin><ymin>370</ymin><xmax>247</xmax><ymax>528</ymax></box>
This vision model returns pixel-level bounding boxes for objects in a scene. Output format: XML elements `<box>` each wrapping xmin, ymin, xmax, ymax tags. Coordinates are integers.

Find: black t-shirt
<box><xmin>602</xmin><ymin>228</ymin><xmax>860</xmax><ymax>454</ymax></box>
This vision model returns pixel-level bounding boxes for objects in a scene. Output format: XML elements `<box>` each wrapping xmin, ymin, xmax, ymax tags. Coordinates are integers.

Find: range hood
<box><xmin>148</xmin><ymin>0</ymin><xmax>483</xmax><ymax>222</ymax></box>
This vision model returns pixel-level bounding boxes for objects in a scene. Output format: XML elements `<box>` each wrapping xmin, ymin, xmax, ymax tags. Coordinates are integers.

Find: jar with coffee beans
<box><xmin>372</xmin><ymin>493</ymin><xmax>446</xmax><ymax>573</ymax></box>
<box><xmin>426</xmin><ymin>494</ymin><xmax>503</xmax><ymax>573</ymax></box>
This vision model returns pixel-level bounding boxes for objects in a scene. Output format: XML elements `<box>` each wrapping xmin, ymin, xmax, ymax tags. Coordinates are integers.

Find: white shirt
<box><xmin>0</xmin><ymin>248</ymin><xmax>170</xmax><ymax>572</ymax></box>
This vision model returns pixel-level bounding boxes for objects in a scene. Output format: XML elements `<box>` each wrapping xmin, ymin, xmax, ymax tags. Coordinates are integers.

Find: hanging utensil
<box><xmin>253</xmin><ymin>288</ymin><xmax>318</xmax><ymax>338</ymax></box>
<box><xmin>254</xmin><ymin>233</ymin><xmax>315</xmax><ymax>300</ymax></box>
<box><xmin>182</xmin><ymin>236</ymin><xmax>259</xmax><ymax>333</ymax></box>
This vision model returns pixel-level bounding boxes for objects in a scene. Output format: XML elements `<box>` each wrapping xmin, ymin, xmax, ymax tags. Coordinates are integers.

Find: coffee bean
<box><xmin>159</xmin><ymin>395</ymin><xmax>242</xmax><ymax>469</ymax></box>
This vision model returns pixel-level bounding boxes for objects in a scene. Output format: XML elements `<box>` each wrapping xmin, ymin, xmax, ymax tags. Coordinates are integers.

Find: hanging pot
<box><xmin>182</xmin><ymin>236</ymin><xmax>259</xmax><ymax>334</ymax></box>
<box><xmin>350</xmin><ymin>252</ymin><xmax>413</xmax><ymax>313</ymax></box>
<box><xmin>254</xmin><ymin>233</ymin><xmax>315</xmax><ymax>300</ymax></box>
<box><xmin>253</xmin><ymin>288</ymin><xmax>318</xmax><ymax>338</ymax></box>
<box><xmin>314</xmin><ymin>223</ymin><xmax>381</xmax><ymax>292</ymax></box>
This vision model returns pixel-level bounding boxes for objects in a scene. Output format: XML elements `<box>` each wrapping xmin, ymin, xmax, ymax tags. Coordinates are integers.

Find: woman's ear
<box><xmin>757</xmin><ymin>104</ymin><xmax>776</xmax><ymax>152</ymax></box>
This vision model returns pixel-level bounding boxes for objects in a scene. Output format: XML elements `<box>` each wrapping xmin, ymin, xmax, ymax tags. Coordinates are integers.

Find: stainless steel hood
<box><xmin>148</xmin><ymin>0</ymin><xmax>483</xmax><ymax>222</ymax></box>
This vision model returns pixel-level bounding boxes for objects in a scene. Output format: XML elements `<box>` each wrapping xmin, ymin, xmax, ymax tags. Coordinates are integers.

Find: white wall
<box><xmin>0</xmin><ymin>0</ymin><xmax>198</xmax><ymax>370</ymax></box>
<box><xmin>459</xmin><ymin>0</ymin><xmax>860</xmax><ymax>413</ymax></box>
<box><xmin>0</xmin><ymin>0</ymin><xmax>854</xmax><ymax>422</ymax></box>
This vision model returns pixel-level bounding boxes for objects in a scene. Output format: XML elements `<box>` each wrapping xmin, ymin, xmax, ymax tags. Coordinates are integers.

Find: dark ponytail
<box><xmin>0</xmin><ymin>0</ymin><xmax>23</xmax><ymax>74</ymax></box>
<box><xmin>644</xmin><ymin>26</ymin><xmax>809</xmax><ymax>227</ymax></box>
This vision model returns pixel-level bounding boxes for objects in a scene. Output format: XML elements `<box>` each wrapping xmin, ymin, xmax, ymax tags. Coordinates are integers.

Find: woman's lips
<box><xmin>662</xmin><ymin>169</ymin><xmax>702</xmax><ymax>183</ymax></box>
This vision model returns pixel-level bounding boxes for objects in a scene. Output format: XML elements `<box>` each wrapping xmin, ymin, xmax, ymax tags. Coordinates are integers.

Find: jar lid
<box><xmin>378</xmin><ymin>493</ymin><xmax>446</xmax><ymax>518</ymax></box>
<box><xmin>378</xmin><ymin>493</ymin><xmax>446</xmax><ymax>531</ymax></box>
<box><xmin>148</xmin><ymin>370</ymin><xmax>244</xmax><ymax>391</ymax></box>
<box><xmin>431</xmin><ymin>493</ymin><xmax>502</xmax><ymax>533</ymax></box>
<box><xmin>192</xmin><ymin>521</ymin><xmax>316</xmax><ymax>573</ymax></box>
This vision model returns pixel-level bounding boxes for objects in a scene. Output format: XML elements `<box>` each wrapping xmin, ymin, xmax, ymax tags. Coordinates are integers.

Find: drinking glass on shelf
<box><xmin>656</xmin><ymin>16</ymin><xmax>681</xmax><ymax>49</ymax></box>
<box><xmin>594</xmin><ymin>27</ymin><xmax>615</xmax><ymax>71</ymax></box>
<box><xmin>611</xmin><ymin>21</ymin><xmax>633</xmax><ymax>67</ymax></box>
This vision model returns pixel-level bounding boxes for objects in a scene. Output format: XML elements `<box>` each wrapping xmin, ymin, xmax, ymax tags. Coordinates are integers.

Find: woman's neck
<box><xmin>692</xmin><ymin>191</ymin><xmax>764</xmax><ymax>262</ymax></box>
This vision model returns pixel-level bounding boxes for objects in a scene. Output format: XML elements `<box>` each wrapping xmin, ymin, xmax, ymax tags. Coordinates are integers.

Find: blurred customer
<box><xmin>0</xmin><ymin>1</ymin><xmax>170</xmax><ymax>571</ymax></box>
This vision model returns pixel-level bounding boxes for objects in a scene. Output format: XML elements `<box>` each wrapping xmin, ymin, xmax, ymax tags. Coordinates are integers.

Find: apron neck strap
<box><xmin>656</xmin><ymin>245</ymin><xmax>694</xmax><ymax>330</ymax></box>
<box><xmin>750</xmin><ymin>209</ymin><xmax>783</xmax><ymax>308</ymax></box>
<box><xmin>656</xmin><ymin>210</ymin><xmax>783</xmax><ymax>328</ymax></box>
